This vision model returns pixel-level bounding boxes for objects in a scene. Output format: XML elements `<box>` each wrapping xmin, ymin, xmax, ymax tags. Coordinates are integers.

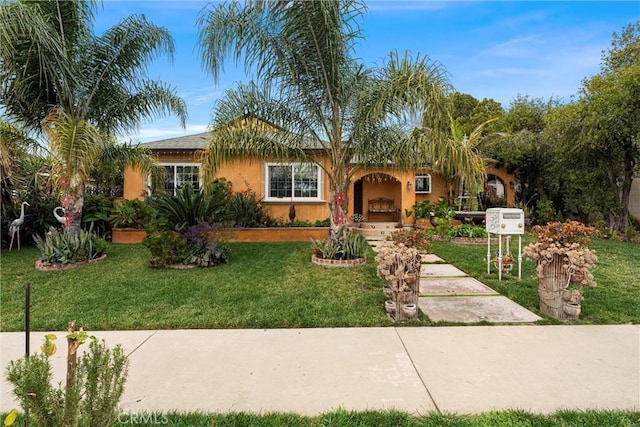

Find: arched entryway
<box><xmin>483</xmin><ymin>174</ymin><xmax>506</xmax><ymax>207</ymax></box>
<box><xmin>353</xmin><ymin>172</ymin><xmax>402</xmax><ymax>222</ymax></box>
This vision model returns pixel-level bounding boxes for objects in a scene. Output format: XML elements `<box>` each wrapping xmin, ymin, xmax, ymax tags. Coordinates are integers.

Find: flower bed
<box><xmin>35</xmin><ymin>254</ymin><xmax>107</xmax><ymax>271</ymax></box>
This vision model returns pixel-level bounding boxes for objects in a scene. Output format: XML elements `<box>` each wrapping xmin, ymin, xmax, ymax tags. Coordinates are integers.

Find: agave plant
<box><xmin>34</xmin><ymin>225</ymin><xmax>106</xmax><ymax>265</ymax></box>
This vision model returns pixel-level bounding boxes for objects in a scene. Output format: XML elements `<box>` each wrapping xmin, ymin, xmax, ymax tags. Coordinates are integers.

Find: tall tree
<box><xmin>0</xmin><ymin>0</ymin><xmax>187</xmax><ymax>234</ymax></box>
<box><xmin>197</xmin><ymin>0</ymin><xmax>451</xmax><ymax>246</ymax></box>
<box><xmin>555</xmin><ymin>23</ymin><xmax>640</xmax><ymax>231</ymax></box>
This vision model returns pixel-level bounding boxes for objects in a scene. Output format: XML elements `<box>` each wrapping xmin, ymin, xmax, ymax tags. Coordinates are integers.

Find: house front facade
<box><xmin>123</xmin><ymin>132</ymin><xmax>516</xmax><ymax>224</ymax></box>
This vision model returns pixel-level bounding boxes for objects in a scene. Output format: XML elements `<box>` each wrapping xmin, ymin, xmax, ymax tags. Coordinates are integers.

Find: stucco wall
<box><xmin>123</xmin><ymin>151</ymin><xmax>517</xmax><ymax>223</ymax></box>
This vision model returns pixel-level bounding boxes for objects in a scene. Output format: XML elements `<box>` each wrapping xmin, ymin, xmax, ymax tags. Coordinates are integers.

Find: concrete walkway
<box><xmin>2</xmin><ymin>326</ymin><xmax>639</xmax><ymax>416</ymax></box>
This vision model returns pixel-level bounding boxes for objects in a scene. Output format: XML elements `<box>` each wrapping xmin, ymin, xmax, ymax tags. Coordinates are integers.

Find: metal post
<box><xmin>25</xmin><ymin>282</ymin><xmax>30</xmax><ymax>357</ymax></box>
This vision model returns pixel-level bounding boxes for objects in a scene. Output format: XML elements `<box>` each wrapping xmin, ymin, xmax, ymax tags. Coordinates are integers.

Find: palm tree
<box><xmin>0</xmin><ymin>0</ymin><xmax>187</xmax><ymax>234</ymax></box>
<box><xmin>197</xmin><ymin>0</ymin><xmax>450</xmax><ymax>246</ymax></box>
<box><xmin>419</xmin><ymin>116</ymin><xmax>495</xmax><ymax>207</ymax></box>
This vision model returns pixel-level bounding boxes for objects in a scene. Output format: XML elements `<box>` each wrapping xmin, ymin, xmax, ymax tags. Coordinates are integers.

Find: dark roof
<box><xmin>141</xmin><ymin>132</ymin><xmax>210</xmax><ymax>151</ymax></box>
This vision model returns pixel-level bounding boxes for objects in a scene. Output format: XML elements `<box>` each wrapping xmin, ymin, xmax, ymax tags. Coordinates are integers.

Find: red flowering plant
<box><xmin>524</xmin><ymin>220</ymin><xmax>598</xmax><ymax>288</ymax></box>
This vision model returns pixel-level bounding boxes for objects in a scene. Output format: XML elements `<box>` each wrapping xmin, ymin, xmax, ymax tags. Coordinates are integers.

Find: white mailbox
<box><xmin>485</xmin><ymin>208</ymin><xmax>525</xmax><ymax>235</ymax></box>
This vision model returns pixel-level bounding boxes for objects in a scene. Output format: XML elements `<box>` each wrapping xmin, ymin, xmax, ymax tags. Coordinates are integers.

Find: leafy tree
<box><xmin>551</xmin><ymin>23</ymin><xmax>640</xmax><ymax>231</ymax></box>
<box><xmin>493</xmin><ymin>95</ymin><xmax>557</xmax><ymax>216</ymax></box>
<box><xmin>197</xmin><ymin>0</ymin><xmax>450</xmax><ymax>246</ymax></box>
<box><xmin>467</xmin><ymin>97</ymin><xmax>506</xmax><ymax>135</ymax></box>
<box><xmin>0</xmin><ymin>0</ymin><xmax>187</xmax><ymax>235</ymax></box>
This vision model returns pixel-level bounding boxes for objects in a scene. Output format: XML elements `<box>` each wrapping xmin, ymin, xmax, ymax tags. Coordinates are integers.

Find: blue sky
<box><xmin>93</xmin><ymin>1</ymin><xmax>639</xmax><ymax>143</ymax></box>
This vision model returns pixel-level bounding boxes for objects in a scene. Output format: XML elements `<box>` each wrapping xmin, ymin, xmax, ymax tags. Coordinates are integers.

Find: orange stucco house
<box><xmin>123</xmin><ymin>132</ymin><xmax>516</xmax><ymax>225</ymax></box>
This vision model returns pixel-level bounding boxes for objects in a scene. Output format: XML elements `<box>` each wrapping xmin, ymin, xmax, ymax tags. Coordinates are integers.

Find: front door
<box><xmin>353</xmin><ymin>179</ymin><xmax>363</xmax><ymax>215</ymax></box>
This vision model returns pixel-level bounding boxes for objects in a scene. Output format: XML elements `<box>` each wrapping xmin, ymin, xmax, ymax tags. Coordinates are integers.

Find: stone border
<box><xmin>311</xmin><ymin>254</ymin><xmax>366</xmax><ymax>267</ymax></box>
<box><xmin>35</xmin><ymin>254</ymin><xmax>107</xmax><ymax>271</ymax></box>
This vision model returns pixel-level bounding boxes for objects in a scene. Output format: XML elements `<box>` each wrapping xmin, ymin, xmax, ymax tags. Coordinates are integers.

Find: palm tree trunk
<box><xmin>328</xmin><ymin>182</ymin><xmax>349</xmax><ymax>247</ymax></box>
<box><xmin>65</xmin><ymin>187</ymin><xmax>84</xmax><ymax>236</ymax></box>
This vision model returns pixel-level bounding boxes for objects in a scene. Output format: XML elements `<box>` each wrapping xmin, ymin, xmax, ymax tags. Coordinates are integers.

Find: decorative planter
<box><xmin>563</xmin><ymin>302</ymin><xmax>581</xmax><ymax>319</ymax></box>
<box><xmin>35</xmin><ymin>254</ymin><xmax>107</xmax><ymax>271</ymax></box>
<box><xmin>112</xmin><ymin>228</ymin><xmax>147</xmax><ymax>244</ymax></box>
<box><xmin>383</xmin><ymin>286</ymin><xmax>394</xmax><ymax>299</ymax></box>
<box><xmin>385</xmin><ymin>300</ymin><xmax>396</xmax><ymax>314</ymax></box>
<box><xmin>311</xmin><ymin>254</ymin><xmax>366</xmax><ymax>267</ymax></box>
<box><xmin>538</xmin><ymin>255</ymin><xmax>572</xmax><ymax>320</ymax></box>
<box><xmin>493</xmin><ymin>261</ymin><xmax>514</xmax><ymax>273</ymax></box>
<box><xmin>398</xmin><ymin>290</ymin><xmax>414</xmax><ymax>304</ymax></box>
<box><xmin>401</xmin><ymin>303</ymin><xmax>418</xmax><ymax>318</ymax></box>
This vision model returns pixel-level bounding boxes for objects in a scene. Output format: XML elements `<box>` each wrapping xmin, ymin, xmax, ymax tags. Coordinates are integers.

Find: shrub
<box><xmin>81</xmin><ymin>194</ymin><xmax>113</xmax><ymax>237</ymax></box>
<box><xmin>4</xmin><ymin>329</ymin><xmax>128</xmax><ymax>427</ymax></box>
<box><xmin>143</xmin><ymin>222</ymin><xmax>230</xmax><ymax>268</ymax></box>
<box><xmin>108</xmin><ymin>198</ymin><xmax>154</xmax><ymax>229</ymax></box>
<box><xmin>182</xmin><ymin>222</ymin><xmax>230</xmax><ymax>267</ymax></box>
<box><xmin>534</xmin><ymin>199</ymin><xmax>558</xmax><ymax>224</ymax></box>
<box><xmin>226</xmin><ymin>190</ymin><xmax>266</xmax><ymax>227</ymax></box>
<box><xmin>34</xmin><ymin>226</ymin><xmax>106</xmax><ymax>265</ymax></box>
<box><xmin>446</xmin><ymin>224</ymin><xmax>488</xmax><ymax>239</ymax></box>
<box><xmin>413</xmin><ymin>200</ymin><xmax>435</xmax><ymax>219</ymax></box>
<box><xmin>143</xmin><ymin>230</ymin><xmax>188</xmax><ymax>267</ymax></box>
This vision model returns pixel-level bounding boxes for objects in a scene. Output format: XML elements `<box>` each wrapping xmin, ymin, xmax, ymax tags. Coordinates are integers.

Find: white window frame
<box><xmin>263</xmin><ymin>162</ymin><xmax>323</xmax><ymax>202</ymax></box>
<box><xmin>158</xmin><ymin>162</ymin><xmax>202</xmax><ymax>195</ymax></box>
<box><xmin>415</xmin><ymin>175</ymin><xmax>431</xmax><ymax>194</ymax></box>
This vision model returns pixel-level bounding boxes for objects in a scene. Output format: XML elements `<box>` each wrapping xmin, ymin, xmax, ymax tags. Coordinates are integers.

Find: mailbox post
<box><xmin>485</xmin><ymin>208</ymin><xmax>525</xmax><ymax>280</ymax></box>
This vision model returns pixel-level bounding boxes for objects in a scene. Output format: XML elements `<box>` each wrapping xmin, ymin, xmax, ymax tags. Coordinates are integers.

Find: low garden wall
<box><xmin>229</xmin><ymin>227</ymin><xmax>328</xmax><ymax>242</ymax></box>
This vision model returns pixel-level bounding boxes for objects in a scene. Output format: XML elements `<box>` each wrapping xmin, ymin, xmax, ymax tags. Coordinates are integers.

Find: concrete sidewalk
<box><xmin>1</xmin><ymin>325</ymin><xmax>639</xmax><ymax>416</ymax></box>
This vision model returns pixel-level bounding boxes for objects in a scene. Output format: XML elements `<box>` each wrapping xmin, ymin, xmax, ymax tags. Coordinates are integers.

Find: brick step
<box><xmin>353</xmin><ymin>227</ymin><xmax>400</xmax><ymax>240</ymax></box>
<box><xmin>356</xmin><ymin>221</ymin><xmax>398</xmax><ymax>230</ymax></box>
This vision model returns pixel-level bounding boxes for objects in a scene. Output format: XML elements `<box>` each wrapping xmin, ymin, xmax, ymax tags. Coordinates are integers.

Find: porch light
<box><xmin>407</xmin><ymin>181</ymin><xmax>412</xmax><ymax>190</ymax></box>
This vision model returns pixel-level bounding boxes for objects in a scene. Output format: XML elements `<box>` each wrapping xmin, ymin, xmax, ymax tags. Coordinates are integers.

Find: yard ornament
<box><xmin>8</xmin><ymin>201</ymin><xmax>29</xmax><ymax>251</ymax></box>
<box><xmin>53</xmin><ymin>206</ymin><xmax>66</xmax><ymax>224</ymax></box>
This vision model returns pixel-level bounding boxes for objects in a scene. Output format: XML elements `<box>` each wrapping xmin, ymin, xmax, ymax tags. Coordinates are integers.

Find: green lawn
<box><xmin>430</xmin><ymin>237</ymin><xmax>640</xmax><ymax>325</ymax></box>
<box><xmin>3</xmin><ymin>408</ymin><xmax>640</xmax><ymax>426</ymax></box>
<box><xmin>0</xmin><ymin>242</ymin><xmax>390</xmax><ymax>331</ymax></box>
<box><xmin>1</xmin><ymin>238</ymin><xmax>638</xmax><ymax>331</ymax></box>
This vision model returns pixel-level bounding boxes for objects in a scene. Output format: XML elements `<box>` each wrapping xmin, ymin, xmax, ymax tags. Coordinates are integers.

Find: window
<box><xmin>265</xmin><ymin>163</ymin><xmax>322</xmax><ymax>201</ymax></box>
<box><xmin>161</xmin><ymin>164</ymin><xmax>201</xmax><ymax>195</ymax></box>
<box><xmin>415</xmin><ymin>175</ymin><xmax>431</xmax><ymax>193</ymax></box>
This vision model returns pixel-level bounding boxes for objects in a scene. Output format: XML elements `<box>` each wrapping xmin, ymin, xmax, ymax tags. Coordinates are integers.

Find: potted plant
<box><xmin>524</xmin><ymin>220</ymin><xmax>598</xmax><ymax>320</ymax></box>
<box><xmin>403</xmin><ymin>209</ymin><xmax>414</xmax><ymax>230</ymax></box>
<box><xmin>413</xmin><ymin>200</ymin><xmax>435</xmax><ymax>228</ymax></box>
<box><xmin>109</xmin><ymin>199</ymin><xmax>154</xmax><ymax>243</ymax></box>
<box><xmin>350</xmin><ymin>213</ymin><xmax>365</xmax><ymax>228</ymax></box>
<box><xmin>493</xmin><ymin>252</ymin><xmax>514</xmax><ymax>273</ymax></box>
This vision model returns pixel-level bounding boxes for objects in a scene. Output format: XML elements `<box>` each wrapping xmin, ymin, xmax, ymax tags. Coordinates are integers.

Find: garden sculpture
<box><xmin>9</xmin><ymin>201</ymin><xmax>29</xmax><ymax>251</ymax></box>
<box><xmin>53</xmin><ymin>206</ymin><xmax>66</xmax><ymax>224</ymax></box>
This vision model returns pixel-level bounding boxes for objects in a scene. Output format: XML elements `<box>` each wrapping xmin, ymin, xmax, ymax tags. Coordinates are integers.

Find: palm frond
<box><xmin>43</xmin><ymin>107</ymin><xmax>104</xmax><ymax>191</ymax></box>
